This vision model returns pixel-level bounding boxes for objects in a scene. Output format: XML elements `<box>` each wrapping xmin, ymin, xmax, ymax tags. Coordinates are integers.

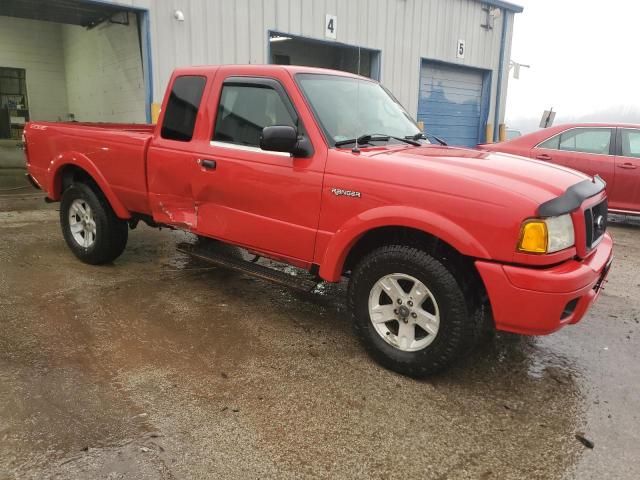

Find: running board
<box><xmin>176</xmin><ymin>244</ymin><xmax>319</xmax><ymax>292</ymax></box>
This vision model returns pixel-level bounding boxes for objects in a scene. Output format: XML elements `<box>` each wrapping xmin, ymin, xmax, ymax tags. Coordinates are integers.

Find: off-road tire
<box><xmin>347</xmin><ymin>245</ymin><xmax>473</xmax><ymax>377</ymax></box>
<box><xmin>60</xmin><ymin>182</ymin><xmax>128</xmax><ymax>264</ymax></box>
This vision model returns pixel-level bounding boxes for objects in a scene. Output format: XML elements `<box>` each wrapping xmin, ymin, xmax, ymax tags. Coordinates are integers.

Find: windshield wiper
<box><xmin>406</xmin><ymin>132</ymin><xmax>448</xmax><ymax>146</ymax></box>
<box><xmin>335</xmin><ymin>133</ymin><xmax>421</xmax><ymax>148</ymax></box>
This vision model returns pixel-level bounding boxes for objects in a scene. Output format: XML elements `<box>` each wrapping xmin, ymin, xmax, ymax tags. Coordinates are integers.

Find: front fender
<box><xmin>318</xmin><ymin>206</ymin><xmax>490</xmax><ymax>282</ymax></box>
<box><xmin>47</xmin><ymin>151</ymin><xmax>131</xmax><ymax>219</ymax></box>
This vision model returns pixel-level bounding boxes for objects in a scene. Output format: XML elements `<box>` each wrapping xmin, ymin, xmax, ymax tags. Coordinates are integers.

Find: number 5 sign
<box><xmin>456</xmin><ymin>39</ymin><xmax>466</xmax><ymax>59</ymax></box>
<box><xmin>325</xmin><ymin>14</ymin><xmax>337</xmax><ymax>39</ymax></box>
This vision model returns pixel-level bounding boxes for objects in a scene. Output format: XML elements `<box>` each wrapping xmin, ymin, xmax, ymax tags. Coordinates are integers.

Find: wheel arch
<box><xmin>318</xmin><ymin>207</ymin><xmax>491</xmax><ymax>285</ymax></box>
<box><xmin>48</xmin><ymin>153</ymin><xmax>131</xmax><ymax>219</ymax></box>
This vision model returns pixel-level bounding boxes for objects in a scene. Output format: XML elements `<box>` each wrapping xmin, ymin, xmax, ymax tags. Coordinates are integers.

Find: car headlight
<box><xmin>518</xmin><ymin>214</ymin><xmax>575</xmax><ymax>254</ymax></box>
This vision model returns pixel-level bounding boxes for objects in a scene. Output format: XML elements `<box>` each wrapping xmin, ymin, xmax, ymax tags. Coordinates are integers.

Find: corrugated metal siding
<box><xmin>105</xmin><ymin>0</ymin><xmax>513</xmax><ymax>123</ymax></box>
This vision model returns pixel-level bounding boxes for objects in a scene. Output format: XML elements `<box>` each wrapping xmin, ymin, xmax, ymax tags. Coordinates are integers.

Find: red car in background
<box><xmin>479</xmin><ymin>124</ymin><xmax>640</xmax><ymax>215</ymax></box>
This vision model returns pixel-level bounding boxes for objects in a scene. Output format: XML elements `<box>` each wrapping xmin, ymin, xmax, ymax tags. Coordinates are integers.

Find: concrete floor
<box><xmin>1</xmin><ymin>154</ymin><xmax>639</xmax><ymax>479</ymax></box>
<box><xmin>0</xmin><ymin>144</ymin><xmax>26</xmax><ymax>168</ymax></box>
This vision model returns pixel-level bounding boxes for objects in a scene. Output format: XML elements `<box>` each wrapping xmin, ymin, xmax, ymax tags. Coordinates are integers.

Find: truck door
<box><xmin>612</xmin><ymin>128</ymin><xmax>640</xmax><ymax>212</ymax></box>
<box><xmin>147</xmin><ymin>75</ymin><xmax>208</xmax><ymax>228</ymax></box>
<box><xmin>191</xmin><ymin>75</ymin><xmax>326</xmax><ymax>262</ymax></box>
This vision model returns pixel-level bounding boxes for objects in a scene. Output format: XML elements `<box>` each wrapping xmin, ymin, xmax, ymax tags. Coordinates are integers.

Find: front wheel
<box><xmin>60</xmin><ymin>182</ymin><xmax>128</xmax><ymax>265</ymax></box>
<box><xmin>347</xmin><ymin>245</ymin><xmax>473</xmax><ymax>377</ymax></box>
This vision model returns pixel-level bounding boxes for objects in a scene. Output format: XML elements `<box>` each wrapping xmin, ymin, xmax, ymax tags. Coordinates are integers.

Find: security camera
<box><xmin>173</xmin><ymin>10</ymin><xmax>185</xmax><ymax>22</ymax></box>
<box><xmin>489</xmin><ymin>7</ymin><xmax>501</xmax><ymax>18</ymax></box>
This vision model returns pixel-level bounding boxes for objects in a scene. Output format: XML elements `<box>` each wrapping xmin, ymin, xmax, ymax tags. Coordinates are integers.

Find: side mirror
<box><xmin>260</xmin><ymin>125</ymin><xmax>298</xmax><ymax>154</ymax></box>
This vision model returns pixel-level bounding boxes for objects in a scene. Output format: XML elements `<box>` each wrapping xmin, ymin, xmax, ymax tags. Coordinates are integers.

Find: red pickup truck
<box><xmin>24</xmin><ymin>65</ymin><xmax>613</xmax><ymax>377</ymax></box>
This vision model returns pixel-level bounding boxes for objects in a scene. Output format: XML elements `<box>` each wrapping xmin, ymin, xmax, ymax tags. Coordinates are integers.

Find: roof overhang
<box><xmin>483</xmin><ymin>0</ymin><xmax>524</xmax><ymax>14</ymax></box>
<box><xmin>0</xmin><ymin>0</ymin><xmax>141</xmax><ymax>28</ymax></box>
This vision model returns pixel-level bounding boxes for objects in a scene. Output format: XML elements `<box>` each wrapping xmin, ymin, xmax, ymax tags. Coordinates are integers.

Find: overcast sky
<box><xmin>505</xmin><ymin>0</ymin><xmax>640</xmax><ymax>131</ymax></box>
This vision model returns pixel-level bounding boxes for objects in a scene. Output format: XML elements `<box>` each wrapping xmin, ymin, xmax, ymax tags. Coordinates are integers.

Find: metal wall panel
<box><xmin>102</xmin><ymin>0</ymin><xmax>514</xmax><ymax>123</ymax></box>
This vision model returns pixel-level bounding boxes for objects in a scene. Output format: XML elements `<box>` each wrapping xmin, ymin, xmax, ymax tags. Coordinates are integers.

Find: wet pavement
<box><xmin>1</xmin><ymin>160</ymin><xmax>639</xmax><ymax>479</ymax></box>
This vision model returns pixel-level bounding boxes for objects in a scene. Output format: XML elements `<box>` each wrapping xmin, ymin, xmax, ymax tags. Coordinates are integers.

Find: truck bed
<box><xmin>25</xmin><ymin>121</ymin><xmax>155</xmax><ymax>216</ymax></box>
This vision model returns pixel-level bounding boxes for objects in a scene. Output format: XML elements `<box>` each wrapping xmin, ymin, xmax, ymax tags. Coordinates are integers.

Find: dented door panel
<box><xmin>146</xmin><ymin>144</ymin><xmax>200</xmax><ymax>229</ymax></box>
<box><xmin>191</xmin><ymin>143</ymin><xmax>324</xmax><ymax>260</ymax></box>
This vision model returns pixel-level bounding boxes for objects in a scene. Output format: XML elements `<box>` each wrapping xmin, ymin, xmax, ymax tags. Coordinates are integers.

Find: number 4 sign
<box><xmin>325</xmin><ymin>14</ymin><xmax>337</xmax><ymax>39</ymax></box>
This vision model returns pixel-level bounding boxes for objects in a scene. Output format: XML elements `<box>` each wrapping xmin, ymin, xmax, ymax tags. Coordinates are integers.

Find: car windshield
<box><xmin>297</xmin><ymin>73</ymin><xmax>424</xmax><ymax>147</ymax></box>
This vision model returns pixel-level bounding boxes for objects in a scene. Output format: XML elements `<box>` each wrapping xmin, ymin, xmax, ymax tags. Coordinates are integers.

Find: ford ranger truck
<box><xmin>23</xmin><ymin>65</ymin><xmax>614</xmax><ymax>377</ymax></box>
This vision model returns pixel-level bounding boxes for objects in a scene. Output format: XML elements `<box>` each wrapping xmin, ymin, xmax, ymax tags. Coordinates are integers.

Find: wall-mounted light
<box><xmin>269</xmin><ymin>35</ymin><xmax>292</xmax><ymax>42</ymax></box>
<box><xmin>481</xmin><ymin>5</ymin><xmax>501</xmax><ymax>30</ymax></box>
<box><xmin>173</xmin><ymin>10</ymin><xmax>185</xmax><ymax>22</ymax></box>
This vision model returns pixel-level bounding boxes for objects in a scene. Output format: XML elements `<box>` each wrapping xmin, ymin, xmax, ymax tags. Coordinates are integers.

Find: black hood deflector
<box><xmin>538</xmin><ymin>176</ymin><xmax>606</xmax><ymax>217</ymax></box>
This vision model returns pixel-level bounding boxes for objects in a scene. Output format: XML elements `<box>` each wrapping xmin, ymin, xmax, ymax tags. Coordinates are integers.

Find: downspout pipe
<box><xmin>493</xmin><ymin>10</ymin><xmax>508</xmax><ymax>142</ymax></box>
<box><xmin>139</xmin><ymin>11</ymin><xmax>154</xmax><ymax>124</ymax></box>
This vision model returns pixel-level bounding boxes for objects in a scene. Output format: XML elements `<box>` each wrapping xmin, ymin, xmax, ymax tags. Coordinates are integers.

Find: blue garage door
<box><xmin>418</xmin><ymin>61</ymin><xmax>487</xmax><ymax>147</ymax></box>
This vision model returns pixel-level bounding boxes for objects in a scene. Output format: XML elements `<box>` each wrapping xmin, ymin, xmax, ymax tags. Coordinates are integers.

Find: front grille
<box><xmin>584</xmin><ymin>200</ymin><xmax>608</xmax><ymax>249</ymax></box>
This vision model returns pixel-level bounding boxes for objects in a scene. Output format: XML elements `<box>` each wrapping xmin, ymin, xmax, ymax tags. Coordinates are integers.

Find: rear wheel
<box><xmin>347</xmin><ymin>245</ymin><xmax>473</xmax><ymax>377</ymax></box>
<box><xmin>60</xmin><ymin>183</ymin><xmax>128</xmax><ymax>264</ymax></box>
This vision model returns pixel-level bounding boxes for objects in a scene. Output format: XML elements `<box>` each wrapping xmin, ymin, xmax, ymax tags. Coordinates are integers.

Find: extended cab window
<box><xmin>161</xmin><ymin>75</ymin><xmax>206</xmax><ymax>142</ymax></box>
<box><xmin>213</xmin><ymin>84</ymin><xmax>295</xmax><ymax>147</ymax></box>
<box><xmin>558</xmin><ymin>128</ymin><xmax>612</xmax><ymax>155</ymax></box>
<box><xmin>621</xmin><ymin>129</ymin><xmax>640</xmax><ymax>158</ymax></box>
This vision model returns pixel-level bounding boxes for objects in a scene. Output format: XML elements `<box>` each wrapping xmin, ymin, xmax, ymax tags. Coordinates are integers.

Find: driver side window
<box><xmin>213</xmin><ymin>84</ymin><xmax>295</xmax><ymax>147</ymax></box>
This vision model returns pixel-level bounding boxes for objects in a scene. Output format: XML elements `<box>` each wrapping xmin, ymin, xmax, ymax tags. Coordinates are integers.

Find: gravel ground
<box><xmin>1</xmin><ymin>159</ymin><xmax>639</xmax><ymax>479</ymax></box>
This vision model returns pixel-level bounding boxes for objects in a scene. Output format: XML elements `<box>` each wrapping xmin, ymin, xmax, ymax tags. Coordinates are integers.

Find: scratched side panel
<box><xmin>146</xmin><ymin>144</ymin><xmax>200</xmax><ymax>229</ymax></box>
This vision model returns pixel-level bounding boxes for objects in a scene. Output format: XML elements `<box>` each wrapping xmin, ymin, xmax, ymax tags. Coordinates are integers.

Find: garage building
<box><xmin>0</xmin><ymin>0</ymin><xmax>522</xmax><ymax>146</ymax></box>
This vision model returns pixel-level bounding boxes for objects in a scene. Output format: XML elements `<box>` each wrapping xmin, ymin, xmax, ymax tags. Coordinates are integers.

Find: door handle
<box><xmin>618</xmin><ymin>162</ymin><xmax>637</xmax><ymax>169</ymax></box>
<box><xmin>198</xmin><ymin>159</ymin><xmax>217</xmax><ymax>170</ymax></box>
<box><xmin>536</xmin><ymin>153</ymin><xmax>552</xmax><ymax>161</ymax></box>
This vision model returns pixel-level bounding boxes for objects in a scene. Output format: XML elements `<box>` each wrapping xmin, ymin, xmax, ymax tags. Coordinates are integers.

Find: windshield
<box><xmin>297</xmin><ymin>74</ymin><xmax>423</xmax><ymax>147</ymax></box>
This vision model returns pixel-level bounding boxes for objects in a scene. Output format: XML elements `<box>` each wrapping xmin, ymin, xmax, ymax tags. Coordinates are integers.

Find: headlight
<box><xmin>518</xmin><ymin>214</ymin><xmax>575</xmax><ymax>254</ymax></box>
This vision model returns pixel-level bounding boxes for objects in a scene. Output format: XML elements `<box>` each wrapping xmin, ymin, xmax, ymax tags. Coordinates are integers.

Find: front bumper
<box><xmin>476</xmin><ymin>233</ymin><xmax>613</xmax><ymax>335</ymax></box>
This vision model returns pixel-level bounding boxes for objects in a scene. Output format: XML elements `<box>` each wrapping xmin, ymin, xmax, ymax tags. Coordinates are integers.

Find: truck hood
<box><xmin>371</xmin><ymin>145</ymin><xmax>590</xmax><ymax>207</ymax></box>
